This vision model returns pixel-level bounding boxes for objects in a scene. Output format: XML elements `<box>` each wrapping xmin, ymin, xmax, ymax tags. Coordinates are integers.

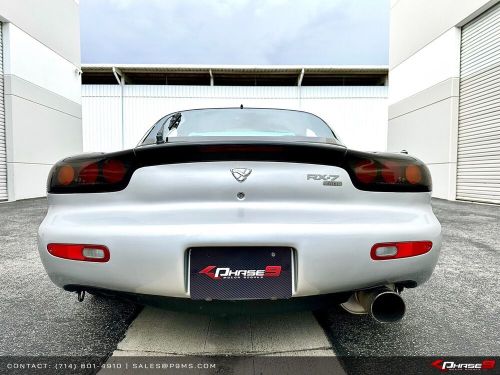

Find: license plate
<box><xmin>189</xmin><ymin>247</ymin><xmax>292</xmax><ymax>300</ymax></box>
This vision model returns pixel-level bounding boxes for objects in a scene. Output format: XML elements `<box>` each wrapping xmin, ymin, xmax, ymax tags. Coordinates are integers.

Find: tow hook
<box><xmin>77</xmin><ymin>290</ymin><xmax>85</xmax><ymax>302</ymax></box>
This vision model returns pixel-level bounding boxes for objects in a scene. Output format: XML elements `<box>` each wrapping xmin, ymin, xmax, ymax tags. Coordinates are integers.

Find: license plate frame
<box><xmin>189</xmin><ymin>247</ymin><xmax>293</xmax><ymax>300</ymax></box>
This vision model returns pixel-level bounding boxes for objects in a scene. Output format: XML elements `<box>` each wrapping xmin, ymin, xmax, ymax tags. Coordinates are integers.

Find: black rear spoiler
<box><xmin>134</xmin><ymin>140</ymin><xmax>348</xmax><ymax>167</ymax></box>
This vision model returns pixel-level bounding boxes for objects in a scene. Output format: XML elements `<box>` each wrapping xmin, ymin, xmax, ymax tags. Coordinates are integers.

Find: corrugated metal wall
<box><xmin>456</xmin><ymin>2</ymin><xmax>500</xmax><ymax>204</ymax></box>
<box><xmin>82</xmin><ymin>85</ymin><xmax>122</xmax><ymax>152</ymax></box>
<box><xmin>0</xmin><ymin>22</ymin><xmax>7</xmax><ymax>201</ymax></box>
<box><xmin>82</xmin><ymin>85</ymin><xmax>388</xmax><ymax>153</ymax></box>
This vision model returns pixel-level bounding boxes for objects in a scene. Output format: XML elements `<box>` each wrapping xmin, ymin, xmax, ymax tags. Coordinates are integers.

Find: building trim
<box><xmin>5</xmin><ymin>74</ymin><xmax>82</xmax><ymax>115</ymax></box>
<box><xmin>82</xmin><ymin>64</ymin><xmax>389</xmax><ymax>87</ymax></box>
<box><xmin>389</xmin><ymin>77</ymin><xmax>460</xmax><ymax>120</ymax></box>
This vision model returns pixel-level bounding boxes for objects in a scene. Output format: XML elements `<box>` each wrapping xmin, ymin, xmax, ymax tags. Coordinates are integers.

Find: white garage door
<box><xmin>457</xmin><ymin>3</ymin><xmax>500</xmax><ymax>204</ymax></box>
<box><xmin>0</xmin><ymin>22</ymin><xmax>7</xmax><ymax>201</ymax></box>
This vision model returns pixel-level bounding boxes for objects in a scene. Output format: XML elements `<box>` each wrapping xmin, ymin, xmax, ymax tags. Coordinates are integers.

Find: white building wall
<box><xmin>387</xmin><ymin>0</ymin><xmax>498</xmax><ymax>201</ymax></box>
<box><xmin>388</xmin><ymin>28</ymin><xmax>461</xmax><ymax>105</ymax></box>
<box><xmin>388</xmin><ymin>28</ymin><xmax>461</xmax><ymax>200</ymax></box>
<box><xmin>82</xmin><ymin>85</ymin><xmax>388</xmax><ymax>153</ymax></box>
<box><xmin>82</xmin><ymin>85</ymin><xmax>122</xmax><ymax>152</ymax></box>
<box><xmin>0</xmin><ymin>0</ymin><xmax>80</xmax><ymax>67</ymax></box>
<box><xmin>0</xmin><ymin>1</ymin><xmax>81</xmax><ymax>201</ymax></box>
<box><xmin>389</xmin><ymin>0</ymin><xmax>499</xmax><ymax>69</ymax></box>
<box><xmin>3</xmin><ymin>24</ymin><xmax>81</xmax><ymax>104</ymax></box>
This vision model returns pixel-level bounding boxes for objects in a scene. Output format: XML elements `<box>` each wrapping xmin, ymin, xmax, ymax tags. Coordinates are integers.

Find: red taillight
<box><xmin>405</xmin><ymin>165</ymin><xmax>422</xmax><ymax>184</ymax></box>
<box><xmin>103</xmin><ymin>159</ymin><xmax>126</xmax><ymax>183</ymax></box>
<box><xmin>57</xmin><ymin>165</ymin><xmax>75</xmax><ymax>185</ymax></box>
<box><xmin>79</xmin><ymin>162</ymin><xmax>99</xmax><ymax>184</ymax></box>
<box><xmin>47</xmin><ymin>244</ymin><xmax>110</xmax><ymax>262</ymax></box>
<box><xmin>199</xmin><ymin>145</ymin><xmax>285</xmax><ymax>154</ymax></box>
<box><xmin>381</xmin><ymin>161</ymin><xmax>403</xmax><ymax>184</ymax></box>
<box><xmin>49</xmin><ymin>154</ymin><xmax>134</xmax><ymax>194</ymax></box>
<box><xmin>347</xmin><ymin>151</ymin><xmax>432</xmax><ymax>192</ymax></box>
<box><xmin>354</xmin><ymin>159</ymin><xmax>378</xmax><ymax>184</ymax></box>
<box><xmin>371</xmin><ymin>241</ymin><xmax>433</xmax><ymax>260</ymax></box>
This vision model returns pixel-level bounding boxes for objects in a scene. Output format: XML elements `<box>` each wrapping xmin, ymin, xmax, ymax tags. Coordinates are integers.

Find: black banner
<box><xmin>0</xmin><ymin>356</ymin><xmax>498</xmax><ymax>375</ymax></box>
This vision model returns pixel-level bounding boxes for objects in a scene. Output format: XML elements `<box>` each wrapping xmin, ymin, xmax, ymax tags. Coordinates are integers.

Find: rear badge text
<box><xmin>307</xmin><ymin>174</ymin><xmax>342</xmax><ymax>186</ymax></box>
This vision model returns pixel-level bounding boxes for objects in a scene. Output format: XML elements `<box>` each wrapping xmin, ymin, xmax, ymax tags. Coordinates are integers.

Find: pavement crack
<box><xmin>113</xmin><ymin>346</ymin><xmax>334</xmax><ymax>356</ymax></box>
<box><xmin>203</xmin><ymin>316</ymin><xmax>212</xmax><ymax>352</ymax></box>
<box><xmin>249</xmin><ymin>315</ymin><xmax>255</xmax><ymax>352</ymax></box>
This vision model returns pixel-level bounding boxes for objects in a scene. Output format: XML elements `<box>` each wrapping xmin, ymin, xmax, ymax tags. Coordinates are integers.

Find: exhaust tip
<box><xmin>371</xmin><ymin>291</ymin><xmax>406</xmax><ymax>323</ymax></box>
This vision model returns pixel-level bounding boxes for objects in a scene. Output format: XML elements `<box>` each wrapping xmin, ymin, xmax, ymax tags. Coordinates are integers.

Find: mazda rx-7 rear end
<box><xmin>38</xmin><ymin>108</ymin><xmax>441</xmax><ymax>322</ymax></box>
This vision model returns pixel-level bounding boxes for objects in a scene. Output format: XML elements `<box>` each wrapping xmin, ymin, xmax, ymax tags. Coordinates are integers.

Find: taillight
<box><xmin>48</xmin><ymin>151</ymin><xmax>136</xmax><ymax>193</ymax></box>
<box><xmin>103</xmin><ymin>159</ymin><xmax>126</xmax><ymax>183</ymax></box>
<box><xmin>79</xmin><ymin>162</ymin><xmax>99</xmax><ymax>184</ymax></box>
<box><xmin>57</xmin><ymin>165</ymin><xmax>75</xmax><ymax>185</ymax></box>
<box><xmin>47</xmin><ymin>244</ymin><xmax>110</xmax><ymax>262</ymax></box>
<box><xmin>354</xmin><ymin>159</ymin><xmax>378</xmax><ymax>184</ymax></box>
<box><xmin>371</xmin><ymin>241</ymin><xmax>433</xmax><ymax>260</ymax></box>
<box><xmin>346</xmin><ymin>151</ymin><xmax>431</xmax><ymax>192</ymax></box>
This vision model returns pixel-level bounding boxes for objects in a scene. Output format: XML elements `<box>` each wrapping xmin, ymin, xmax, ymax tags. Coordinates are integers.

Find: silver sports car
<box><xmin>38</xmin><ymin>107</ymin><xmax>441</xmax><ymax>322</ymax></box>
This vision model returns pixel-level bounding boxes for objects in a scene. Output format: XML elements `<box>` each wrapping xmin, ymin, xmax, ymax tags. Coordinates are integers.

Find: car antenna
<box><xmin>240</xmin><ymin>104</ymin><xmax>243</xmax><ymax>109</ymax></box>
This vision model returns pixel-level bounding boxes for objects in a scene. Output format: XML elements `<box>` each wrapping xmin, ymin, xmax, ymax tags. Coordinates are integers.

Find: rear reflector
<box><xmin>374</xmin><ymin>245</ymin><xmax>398</xmax><ymax>258</ymax></box>
<box><xmin>371</xmin><ymin>241</ymin><xmax>432</xmax><ymax>260</ymax></box>
<box><xmin>47</xmin><ymin>244</ymin><xmax>110</xmax><ymax>262</ymax></box>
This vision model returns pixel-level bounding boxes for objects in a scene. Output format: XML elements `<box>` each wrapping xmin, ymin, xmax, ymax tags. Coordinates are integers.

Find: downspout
<box><xmin>209</xmin><ymin>69</ymin><xmax>214</xmax><ymax>86</ymax></box>
<box><xmin>297</xmin><ymin>68</ymin><xmax>305</xmax><ymax>108</ymax></box>
<box><xmin>112</xmin><ymin>67</ymin><xmax>125</xmax><ymax>149</ymax></box>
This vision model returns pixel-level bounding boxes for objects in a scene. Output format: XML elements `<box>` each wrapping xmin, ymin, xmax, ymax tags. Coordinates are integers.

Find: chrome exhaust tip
<box><xmin>358</xmin><ymin>287</ymin><xmax>406</xmax><ymax>323</ymax></box>
<box><xmin>341</xmin><ymin>286</ymin><xmax>406</xmax><ymax>323</ymax></box>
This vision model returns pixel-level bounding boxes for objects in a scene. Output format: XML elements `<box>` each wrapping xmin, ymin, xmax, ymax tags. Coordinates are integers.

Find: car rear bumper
<box><xmin>38</xmin><ymin>202</ymin><xmax>442</xmax><ymax>299</ymax></box>
<box><xmin>65</xmin><ymin>285</ymin><xmax>352</xmax><ymax>314</ymax></box>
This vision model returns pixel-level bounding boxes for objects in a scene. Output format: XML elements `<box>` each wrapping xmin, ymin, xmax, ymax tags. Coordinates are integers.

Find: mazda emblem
<box><xmin>230</xmin><ymin>168</ymin><xmax>252</xmax><ymax>182</ymax></box>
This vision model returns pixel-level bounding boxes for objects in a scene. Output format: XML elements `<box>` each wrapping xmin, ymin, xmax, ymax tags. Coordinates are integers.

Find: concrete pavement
<box><xmin>0</xmin><ymin>198</ymin><xmax>140</xmax><ymax>358</ymax></box>
<box><xmin>319</xmin><ymin>198</ymin><xmax>500</xmax><ymax>357</ymax></box>
<box><xmin>103</xmin><ymin>308</ymin><xmax>345</xmax><ymax>375</ymax></box>
<box><xmin>111</xmin><ymin>308</ymin><xmax>334</xmax><ymax>356</ymax></box>
<box><xmin>2</xmin><ymin>197</ymin><xmax>499</xmax><ymax>374</ymax></box>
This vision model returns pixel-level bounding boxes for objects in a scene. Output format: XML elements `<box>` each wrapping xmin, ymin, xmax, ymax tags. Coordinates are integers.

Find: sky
<box><xmin>80</xmin><ymin>0</ymin><xmax>389</xmax><ymax>65</ymax></box>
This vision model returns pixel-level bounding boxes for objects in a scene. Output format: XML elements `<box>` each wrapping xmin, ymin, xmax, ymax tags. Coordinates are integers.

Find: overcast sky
<box><xmin>80</xmin><ymin>0</ymin><xmax>389</xmax><ymax>65</ymax></box>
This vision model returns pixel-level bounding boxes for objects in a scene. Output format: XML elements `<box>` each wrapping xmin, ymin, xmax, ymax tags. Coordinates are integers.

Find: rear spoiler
<box><xmin>47</xmin><ymin>141</ymin><xmax>431</xmax><ymax>194</ymax></box>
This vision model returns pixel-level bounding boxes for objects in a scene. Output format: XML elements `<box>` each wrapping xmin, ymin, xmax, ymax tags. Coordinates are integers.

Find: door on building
<box><xmin>457</xmin><ymin>3</ymin><xmax>500</xmax><ymax>204</ymax></box>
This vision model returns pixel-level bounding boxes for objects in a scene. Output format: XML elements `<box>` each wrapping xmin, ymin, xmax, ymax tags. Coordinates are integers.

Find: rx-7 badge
<box><xmin>231</xmin><ymin>168</ymin><xmax>252</xmax><ymax>182</ymax></box>
<box><xmin>307</xmin><ymin>174</ymin><xmax>342</xmax><ymax>187</ymax></box>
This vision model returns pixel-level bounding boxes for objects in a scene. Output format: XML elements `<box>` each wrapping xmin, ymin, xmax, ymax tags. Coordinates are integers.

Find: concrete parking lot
<box><xmin>0</xmin><ymin>198</ymin><xmax>498</xmax><ymax>373</ymax></box>
<box><xmin>0</xmin><ymin>199</ymin><xmax>139</xmax><ymax>358</ymax></box>
<box><xmin>319</xmin><ymin>199</ymin><xmax>500</xmax><ymax>357</ymax></box>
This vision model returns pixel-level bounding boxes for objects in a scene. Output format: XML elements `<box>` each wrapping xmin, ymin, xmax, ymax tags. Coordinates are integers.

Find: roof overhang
<box><xmin>81</xmin><ymin>64</ymin><xmax>388</xmax><ymax>86</ymax></box>
<box><xmin>82</xmin><ymin>64</ymin><xmax>388</xmax><ymax>74</ymax></box>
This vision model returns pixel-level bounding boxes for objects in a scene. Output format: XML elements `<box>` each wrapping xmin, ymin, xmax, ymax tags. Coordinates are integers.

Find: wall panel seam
<box><xmin>7</xmin><ymin>161</ymin><xmax>54</xmax><ymax>166</ymax></box>
<box><xmin>6</xmin><ymin>94</ymin><xmax>81</xmax><ymax>119</ymax></box>
<box><xmin>389</xmin><ymin>96</ymin><xmax>457</xmax><ymax>120</ymax></box>
<box><xmin>5</xmin><ymin>74</ymin><xmax>81</xmax><ymax>106</ymax></box>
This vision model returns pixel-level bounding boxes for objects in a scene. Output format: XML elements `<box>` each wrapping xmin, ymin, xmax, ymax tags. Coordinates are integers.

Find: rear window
<box><xmin>140</xmin><ymin>108</ymin><xmax>338</xmax><ymax>145</ymax></box>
